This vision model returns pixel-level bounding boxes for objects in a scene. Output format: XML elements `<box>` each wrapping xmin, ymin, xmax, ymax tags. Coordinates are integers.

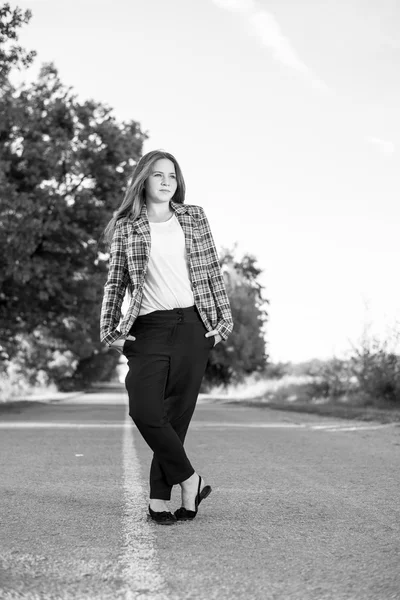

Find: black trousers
<box><xmin>123</xmin><ymin>305</ymin><xmax>214</xmax><ymax>500</ymax></box>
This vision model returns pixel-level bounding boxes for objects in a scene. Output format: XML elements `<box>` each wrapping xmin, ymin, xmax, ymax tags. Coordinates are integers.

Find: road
<box><xmin>1</xmin><ymin>386</ymin><xmax>399</xmax><ymax>600</ymax></box>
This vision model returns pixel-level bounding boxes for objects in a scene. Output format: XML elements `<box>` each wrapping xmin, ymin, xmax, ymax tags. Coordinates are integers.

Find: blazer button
<box><xmin>192</xmin><ymin>282</ymin><xmax>197</xmax><ymax>288</ymax></box>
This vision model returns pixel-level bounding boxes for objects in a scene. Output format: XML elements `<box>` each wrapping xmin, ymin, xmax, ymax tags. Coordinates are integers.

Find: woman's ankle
<box><xmin>149</xmin><ymin>498</ymin><xmax>170</xmax><ymax>510</ymax></box>
<box><xmin>180</xmin><ymin>471</ymin><xmax>198</xmax><ymax>489</ymax></box>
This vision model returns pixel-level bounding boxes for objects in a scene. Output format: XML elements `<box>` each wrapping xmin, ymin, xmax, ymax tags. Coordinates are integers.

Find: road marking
<box><xmin>0</xmin><ymin>421</ymin><xmax>395</xmax><ymax>433</ymax></box>
<box><xmin>0</xmin><ymin>422</ymin><xmax>131</xmax><ymax>428</ymax></box>
<box><xmin>121</xmin><ymin>414</ymin><xmax>169</xmax><ymax>600</ymax></box>
<box><xmin>190</xmin><ymin>421</ymin><xmax>305</xmax><ymax>428</ymax></box>
<box><xmin>310</xmin><ymin>424</ymin><xmax>343</xmax><ymax>430</ymax></box>
<box><xmin>190</xmin><ymin>422</ymin><xmax>395</xmax><ymax>432</ymax></box>
<box><xmin>317</xmin><ymin>425</ymin><xmax>392</xmax><ymax>432</ymax></box>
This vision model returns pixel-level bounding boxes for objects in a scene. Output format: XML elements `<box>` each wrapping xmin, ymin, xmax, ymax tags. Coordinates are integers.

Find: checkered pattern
<box><xmin>100</xmin><ymin>200</ymin><xmax>234</xmax><ymax>346</ymax></box>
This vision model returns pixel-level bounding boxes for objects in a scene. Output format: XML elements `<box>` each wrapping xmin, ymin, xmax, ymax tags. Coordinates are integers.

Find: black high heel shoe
<box><xmin>148</xmin><ymin>505</ymin><xmax>177</xmax><ymax>525</ymax></box>
<box><xmin>174</xmin><ymin>475</ymin><xmax>212</xmax><ymax>521</ymax></box>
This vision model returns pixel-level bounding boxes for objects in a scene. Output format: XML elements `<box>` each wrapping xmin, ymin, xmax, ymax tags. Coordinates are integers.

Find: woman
<box><xmin>100</xmin><ymin>150</ymin><xmax>233</xmax><ymax>525</ymax></box>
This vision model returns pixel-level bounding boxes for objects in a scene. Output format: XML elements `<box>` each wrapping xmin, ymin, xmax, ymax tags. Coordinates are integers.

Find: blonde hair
<box><xmin>103</xmin><ymin>150</ymin><xmax>186</xmax><ymax>245</ymax></box>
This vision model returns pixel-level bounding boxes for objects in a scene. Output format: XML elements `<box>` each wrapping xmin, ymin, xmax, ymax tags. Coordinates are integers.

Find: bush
<box><xmin>349</xmin><ymin>336</ymin><xmax>400</xmax><ymax>406</ymax></box>
<box><xmin>263</xmin><ymin>361</ymin><xmax>291</xmax><ymax>379</ymax></box>
<box><xmin>0</xmin><ymin>360</ymin><xmax>53</xmax><ymax>401</ymax></box>
<box><xmin>306</xmin><ymin>357</ymin><xmax>357</xmax><ymax>400</ymax></box>
<box><xmin>305</xmin><ymin>323</ymin><xmax>400</xmax><ymax>407</ymax></box>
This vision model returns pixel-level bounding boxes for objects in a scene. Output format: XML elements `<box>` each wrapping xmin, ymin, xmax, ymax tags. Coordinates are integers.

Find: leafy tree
<box><xmin>204</xmin><ymin>244</ymin><xmax>269</xmax><ymax>387</ymax></box>
<box><xmin>0</xmin><ymin>3</ymin><xmax>36</xmax><ymax>86</ymax></box>
<box><xmin>0</xmin><ymin>8</ymin><xmax>147</xmax><ymax>388</ymax></box>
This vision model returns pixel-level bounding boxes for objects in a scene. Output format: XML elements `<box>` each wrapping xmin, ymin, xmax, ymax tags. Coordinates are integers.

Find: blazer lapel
<box><xmin>129</xmin><ymin>200</ymin><xmax>194</xmax><ymax>262</ymax></box>
<box><xmin>130</xmin><ymin>202</ymin><xmax>151</xmax><ymax>261</ymax></box>
<box><xmin>171</xmin><ymin>201</ymin><xmax>193</xmax><ymax>260</ymax></box>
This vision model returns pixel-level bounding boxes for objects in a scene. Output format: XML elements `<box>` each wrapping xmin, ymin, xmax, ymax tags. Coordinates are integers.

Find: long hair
<box><xmin>103</xmin><ymin>150</ymin><xmax>186</xmax><ymax>246</ymax></box>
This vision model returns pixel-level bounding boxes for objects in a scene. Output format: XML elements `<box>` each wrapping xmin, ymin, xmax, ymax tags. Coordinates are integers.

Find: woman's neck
<box><xmin>146</xmin><ymin>201</ymin><xmax>173</xmax><ymax>223</ymax></box>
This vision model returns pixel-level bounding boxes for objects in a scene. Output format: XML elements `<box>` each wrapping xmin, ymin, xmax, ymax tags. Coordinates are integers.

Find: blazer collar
<box><xmin>129</xmin><ymin>200</ymin><xmax>193</xmax><ymax>260</ymax></box>
<box><xmin>131</xmin><ymin>200</ymin><xmax>187</xmax><ymax>231</ymax></box>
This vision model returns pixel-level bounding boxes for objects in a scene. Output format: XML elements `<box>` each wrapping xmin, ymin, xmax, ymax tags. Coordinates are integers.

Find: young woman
<box><xmin>100</xmin><ymin>150</ymin><xmax>233</xmax><ymax>525</ymax></box>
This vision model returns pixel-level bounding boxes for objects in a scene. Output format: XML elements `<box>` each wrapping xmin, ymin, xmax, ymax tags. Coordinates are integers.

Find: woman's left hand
<box><xmin>205</xmin><ymin>330</ymin><xmax>222</xmax><ymax>347</ymax></box>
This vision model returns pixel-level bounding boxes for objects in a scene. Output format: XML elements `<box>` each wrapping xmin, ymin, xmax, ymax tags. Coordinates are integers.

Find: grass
<box><xmin>0</xmin><ymin>371</ymin><xmax>82</xmax><ymax>404</ymax></box>
<box><xmin>204</xmin><ymin>373</ymin><xmax>400</xmax><ymax>424</ymax></box>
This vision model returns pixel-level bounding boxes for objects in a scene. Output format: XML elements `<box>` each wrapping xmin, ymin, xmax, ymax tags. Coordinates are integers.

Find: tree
<box><xmin>0</xmin><ymin>9</ymin><xmax>147</xmax><ymax>388</ymax></box>
<box><xmin>0</xmin><ymin>3</ymin><xmax>36</xmax><ymax>87</ymax></box>
<box><xmin>204</xmin><ymin>244</ymin><xmax>269</xmax><ymax>387</ymax></box>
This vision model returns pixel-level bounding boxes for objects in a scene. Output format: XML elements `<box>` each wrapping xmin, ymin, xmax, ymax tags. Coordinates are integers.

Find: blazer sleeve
<box><xmin>100</xmin><ymin>222</ymin><xmax>130</xmax><ymax>346</ymax></box>
<box><xmin>198</xmin><ymin>206</ymin><xmax>234</xmax><ymax>341</ymax></box>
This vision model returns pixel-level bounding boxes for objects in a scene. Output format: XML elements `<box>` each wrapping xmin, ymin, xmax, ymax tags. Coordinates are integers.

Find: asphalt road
<box><xmin>1</xmin><ymin>387</ymin><xmax>400</xmax><ymax>600</ymax></box>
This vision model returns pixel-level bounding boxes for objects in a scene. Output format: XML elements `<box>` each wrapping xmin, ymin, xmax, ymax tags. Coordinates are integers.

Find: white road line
<box><xmin>0</xmin><ymin>422</ymin><xmax>130</xmax><ymax>428</ymax></box>
<box><xmin>0</xmin><ymin>421</ymin><xmax>395</xmax><ymax>432</ymax></box>
<box><xmin>310</xmin><ymin>424</ymin><xmax>343</xmax><ymax>430</ymax></box>
<box><xmin>121</xmin><ymin>414</ymin><xmax>169</xmax><ymax>600</ymax></box>
<box><xmin>321</xmin><ymin>425</ymin><xmax>393</xmax><ymax>432</ymax></box>
<box><xmin>191</xmin><ymin>422</ymin><xmax>396</xmax><ymax>432</ymax></box>
<box><xmin>190</xmin><ymin>421</ymin><xmax>305</xmax><ymax>428</ymax></box>
<box><xmin>0</xmin><ymin>421</ymin><xmax>305</xmax><ymax>429</ymax></box>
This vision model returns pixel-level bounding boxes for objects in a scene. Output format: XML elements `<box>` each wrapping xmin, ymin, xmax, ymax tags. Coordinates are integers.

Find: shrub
<box><xmin>349</xmin><ymin>332</ymin><xmax>400</xmax><ymax>406</ymax></box>
<box><xmin>305</xmin><ymin>323</ymin><xmax>400</xmax><ymax>407</ymax></box>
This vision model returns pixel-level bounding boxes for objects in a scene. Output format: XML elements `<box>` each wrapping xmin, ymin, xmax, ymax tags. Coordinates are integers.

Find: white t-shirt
<box><xmin>138</xmin><ymin>213</ymin><xmax>195</xmax><ymax>315</ymax></box>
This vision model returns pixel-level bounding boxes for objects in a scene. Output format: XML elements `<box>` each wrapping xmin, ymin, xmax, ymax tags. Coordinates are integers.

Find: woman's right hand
<box><xmin>110</xmin><ymin>335</ymin><xmax>136</xmax><ymax>355</ymax></box>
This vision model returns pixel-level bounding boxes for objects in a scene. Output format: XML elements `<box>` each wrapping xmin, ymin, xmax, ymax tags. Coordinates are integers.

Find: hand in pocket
<box><xmin>205</xmin><ymin>330</ymin><xmax>222</xmax><ymax>347</ymax></box>
<box><xmin>110</xmin><ymin>335</ymin><xmax>136</xmax><ymax>355</ymax></box>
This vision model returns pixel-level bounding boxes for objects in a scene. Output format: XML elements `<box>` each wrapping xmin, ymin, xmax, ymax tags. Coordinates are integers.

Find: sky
<box><xmin>8</xmin><ymin>0</ymin><xmax>400</xmax><ymax>363</ymax></box>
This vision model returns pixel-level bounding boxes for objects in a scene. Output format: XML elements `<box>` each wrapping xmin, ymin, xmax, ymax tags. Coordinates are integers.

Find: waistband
<box><xmin>134</xmin><ymin>305</ymin><xmax>200</xmax><ymax>323</ymax></box>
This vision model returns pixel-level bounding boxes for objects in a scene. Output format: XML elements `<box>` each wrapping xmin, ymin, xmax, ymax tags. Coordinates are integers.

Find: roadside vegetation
<box><xmin>205</xmin><ymin>322</ymin><xmax>400</xmax><ymax>422</ymax></box>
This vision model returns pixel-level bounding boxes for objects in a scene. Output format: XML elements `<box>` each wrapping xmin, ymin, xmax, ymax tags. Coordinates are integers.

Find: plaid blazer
<box><xmin>100</xmin><ymin>200</ymin><xmax>234</xmax><ymax>346</ymax></box>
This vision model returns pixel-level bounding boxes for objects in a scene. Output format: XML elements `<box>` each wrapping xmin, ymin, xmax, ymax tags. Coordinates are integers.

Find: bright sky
<box><xmin>9</xmin><ymin>0</ymin><xmax>400</xmax><ymax>363</ymax></box>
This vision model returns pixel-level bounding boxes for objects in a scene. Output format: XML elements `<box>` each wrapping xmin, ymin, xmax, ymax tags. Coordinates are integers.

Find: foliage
<box><xmin>263</xmin><ymin>361</ymin><xmax>291</xmax><ymax>379</ymax></box>
<box><xmin>203</xmin><ymin>244</ymin><xmax>269</xmax><ymax>387</ymax></box>
<box><xmin>347</xmin><ymin>324</ymin><xmax>400</xmax><ymax>405</ymax></box>
<box><xmin>0</xmin><ymin>3</ymin><xmax>36</xmax><ymax>86</ymax></box>
<box><xmin>0</xmin><ymin>8</ymin><xmax>147</xmax><ymax>390</ymax></box>
<box><xmin>297</xmin><ymin>323</ymin><xmax>400</xmax><ymax>406</ymax></box>
<box><xmin>305</xmin><ymin>357</ymin><xmax>355</xmax><ymax>400</ymax></box>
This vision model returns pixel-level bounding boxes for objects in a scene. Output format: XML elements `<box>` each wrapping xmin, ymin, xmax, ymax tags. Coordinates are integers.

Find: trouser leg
<box><xmin>125</xmin><ymin>352</ymin><xmax>194</xmax><ymax>491</ymax></box>
<box><xmin>124</xmin><ymin>306</ymin><xmax>213</xmax><ymax>500</ymax></box>
<box><xmin>149</xmin><ymin>397</ymin><xmax>197</xmax><ymax>500</ymax></box>
<box><xmin>149</xmin><ymin>313</ymin><xmax>213</xmax><ymax>500</ymax></box>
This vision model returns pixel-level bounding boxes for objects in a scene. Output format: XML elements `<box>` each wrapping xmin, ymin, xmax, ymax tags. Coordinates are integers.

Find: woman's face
<box><xmin>144</xmin><ymin>158</ymin><xmax>178</xmax><ymax>204</ymax></box>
